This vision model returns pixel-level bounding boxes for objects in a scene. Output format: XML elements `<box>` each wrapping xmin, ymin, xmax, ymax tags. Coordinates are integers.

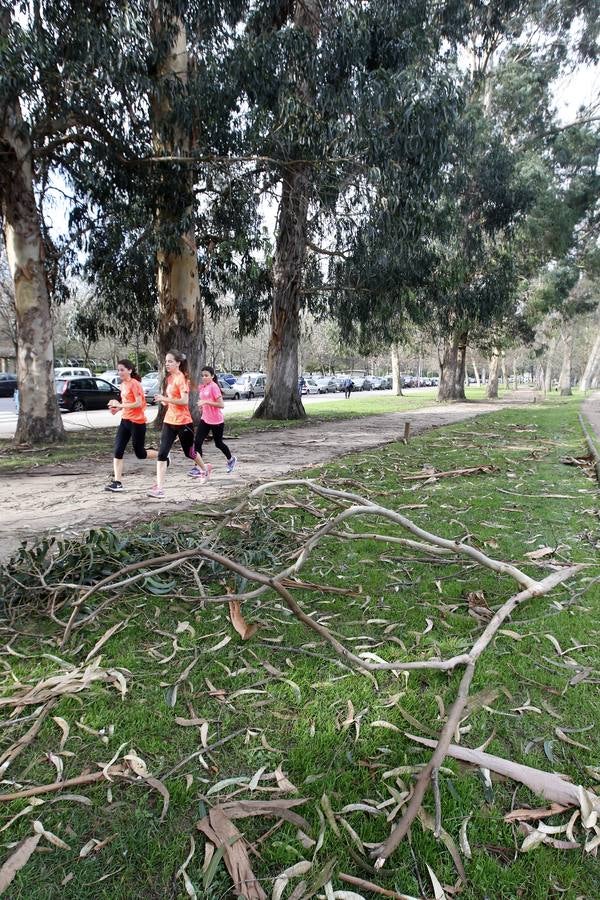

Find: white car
<box><xmin>232</xmin><ymin>373</ymin><xmax>266</xmax><ymax>399</ymax></box>
<box><xmin>217</xmin><ymin>376</ymin><xmax>241</xmax><ymax>399</ymax></box>
<box><xmin>303</xmin><ymin>377</ymin><xmax>319</xmax><ymax>394</ymax></box>
<box><xmin>98</xmin><ymin>370</ymin><xmax>121</xmax><ymax>387</ymax></box>
<box><xmin>54</xmin><ymin>366</ymin><xmax>93</xmax><ymax>379</ymax></box>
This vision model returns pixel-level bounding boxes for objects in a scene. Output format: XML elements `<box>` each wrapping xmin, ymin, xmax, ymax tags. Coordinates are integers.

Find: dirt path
<box><xmin>0</xmin><ymin>398</ymin><xmax>535</xmax><ymax>560</ymax></box>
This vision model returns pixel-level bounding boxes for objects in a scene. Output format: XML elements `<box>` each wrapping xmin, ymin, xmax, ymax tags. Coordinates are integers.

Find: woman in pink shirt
<box><xmin>189</xmin><ymin>366</ymin><xmax>237</xmax><ymax>479</ymax></box>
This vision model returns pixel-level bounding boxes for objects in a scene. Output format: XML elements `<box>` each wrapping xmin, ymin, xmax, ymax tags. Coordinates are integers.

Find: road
<box><xmin>0</xmin><ymin>389</ymin><xmax>432</xmax><ymax>439</ymax></box>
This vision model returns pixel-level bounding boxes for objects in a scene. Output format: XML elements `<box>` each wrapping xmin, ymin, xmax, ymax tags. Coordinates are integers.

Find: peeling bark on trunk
<box><xmin>1</xmin><ymin>93</ymin><xmax>64</xmax><ymax>444</ymax></box>
<box><xmin>254</xmin><ymin>167</ymin><xmax>308</xmax><ymax>420</ymax></box>
<box><xmin>580</xmin><ymin>330</ymin><xmax>600</xmax><ymax>392</ymax></box>
<box><xmin>543</xmin><ymin>336</ymin><xmax>556</xmax><ymax>393</ymax></box>
<box><xmin>151</xmin><ymin>9</ymin><xmax>204</xmax><ymax>418</ymax></box>
<box><xmin>486</xmin><ymin>347</ymin><xmax>499</xmax><ymax>399</ymax></box>
<box><xmin>558</xmin><ymin>328</ymin><xmax>573</xmax><ymax>396</ymax></box>
<box><xmin>390</xmin><ymin>342</ymin><xmax>403</xmax><ymax>395</ymax></box>
<box><xmin>438</xmin><ymin>329</ymin><xmax>467</xmax><ymax>401</ymax></box>
<box><xmin>254</xmin><ymin>0</ymin><xmax>320</xmax><ymax>421</ymax></box>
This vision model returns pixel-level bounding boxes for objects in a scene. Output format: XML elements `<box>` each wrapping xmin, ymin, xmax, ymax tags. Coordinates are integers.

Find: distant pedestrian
<box><xmin>189</xmin><ymin>365</ymin><xmax>237</xmax><ymax>478</ymax></box>
<box><xmin>343</xmin><ymin>377</ymin><xmax>354</xmax><ymax>399</ymax></box>
<box><xmin>13</xmin><ymin>387</ymin><xmax>19</xmax><ymax>415</ymax></box>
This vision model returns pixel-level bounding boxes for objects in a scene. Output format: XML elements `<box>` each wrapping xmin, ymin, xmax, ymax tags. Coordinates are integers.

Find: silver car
<box><xmin>232</xmin><ymin>373</ymin><xmax>266</xmax><ymax>399</ymax></box>
<box><xmin>218</xmin><ymin>377</ymin><xmax>241</xmax><ymax>399</ymax></box>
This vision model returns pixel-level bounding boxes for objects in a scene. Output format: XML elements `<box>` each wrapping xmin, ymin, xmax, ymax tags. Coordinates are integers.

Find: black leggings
<box><xmin>158</xmin><ymin>423</ymin><xmax>195</xmax><ymax>462</ymax></box>
<box><xmin>194</xmin><ymin>421</ymin><xmax>231</xmax><ymax>460</ymax></box>
<box><xmin>113</xmin><ymin>420</ymin><xmax>148</xmax><ymax>460</ymax></box>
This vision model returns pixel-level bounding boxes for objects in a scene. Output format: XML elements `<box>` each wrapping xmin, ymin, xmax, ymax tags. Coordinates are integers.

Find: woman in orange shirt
<box><xmin>105</xmin><ymin>360</ymin><xmax>158</xmax><ymax>492</ymax></box>
<box><xmin>148</xmin><ymin>350</ymin><xmax>209</xmax><ymax>498</ymax></box>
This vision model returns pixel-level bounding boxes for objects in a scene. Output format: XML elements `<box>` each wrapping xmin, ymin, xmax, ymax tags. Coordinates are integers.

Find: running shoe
<box><xmin>105</xmin><ymin>480</ymin><xmax>124</xmax><ymax>492</ymax></box>
<box><xmin>187</xmin><ymin>466</ymin><xmax>202</xmax><ymax>478</ymax></box>
<box><xmin>147</xmin><ymin>485</ymin><xmax>165</xmax><ymax>498</ymax></box>
<box><xmin>226</xmin><ymin>455</ymin><xmax>238</xmax><ymax>473</ymax></box>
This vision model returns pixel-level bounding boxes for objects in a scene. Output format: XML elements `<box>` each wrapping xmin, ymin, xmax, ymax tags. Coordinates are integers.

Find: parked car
<box><xmin>218</xmin><ymin>376</ymin><xmax>241</xmax><ymax>399</ymax></box>
<box><xmin>98</xmin><ymin>370</ymin><xmax>121</xmax><ymax>387</ymax></box>
<box><xmin>56</xmin><ymin>376</ymin><xmax>121</xmax><ymax>412</ymax></box>
<box><xmin>54</xmin><ymin>366</ymin><xmax>93</xmax><ymax>379</ymax></box>
<box><xmin>232</xmin><ymin>373</ymin><xmax>266</xmax><ymax>399</ymax></box>
<box><xmin>218</xmin><ymin>373</ymin><xmax>237</xmax><ymax>386</ymax></box>
<box><xmin>141</xmin><ymin>373</ymin><xmax>160</xmax><ymax>403</ymax></box>
<box><xmin>303</xmin><ymin>377</ymin><xmax>319</xmax><ymax>394</ymax></box>
<box><xmin>0</xmin><ymin>372</ymin><xmax>17</xmax><ymax>397</ymax></box>
<box><xmin>314</xmin><ymin>376</ymin><xmax>337</xmax><ymax>394</ymax></box>
<box><xmin>380</xmin><ymin>375</ymin><xmax>393</xmax><ymax>389</ymax></box>
<box><xmin>350</xmin><ymin>375</ymin><xmax>368</xmax><ymax>391</ymax></box>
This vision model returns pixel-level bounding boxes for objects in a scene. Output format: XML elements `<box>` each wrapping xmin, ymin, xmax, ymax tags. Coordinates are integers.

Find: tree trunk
<box><xmin>501</xmin><ymin>353</ymin><xmax>507</xmax><ymax>388</ymax></box>
<box><xmin>1</xmin><ymin>91</ymin><xmax>64</xmax><ymax>444</ymax></box>
<box><xmin>580</xmin><ymin>330</ymin><xmax>600</xmax><ymax>392</ymax></box>
<box><xmin>438</xmin><ymin>329</ymin><xmax>467</xmax><ymax>401</ymax></box>
<box><xmin>543</xmin><ymin>336</ymin><xmax>556</xmax><ymax>393</ymax></box>
<box><xmin>390</xmin><ymin>342</ymin><xmax>403</xmax><ymax>396</ymax></box>
<box><xmin>486</xmin><ymin>347</ymin><xmax>500</xmax><ymax>399</ymax></box>
<box><xmin>151</xmin><ymin>8</ymin><xmax>204</xmax><ymax>417</ymax></box>
<box><xmin>254</xmin><ymin>168</ymin><xmax>308</xmax><ymax>419</ymax></box>
<box><xmin>470</xmin><ymin>354</ymin><xmax>480</xmax><ymax>387</ymax></box>
<box><xmin>512</xmin><ymin>357</ymin><xmax>518</xmax><ymax>391</ymax></box>
<box><xmin>558</xmin><ymin>328</ymin><xmax>573</xmax><ymax>396</ymax></box>
<box><xmin>255</xmin><ymin>0</ymin><xmax>320</xmax><ymax>420</ymax></box>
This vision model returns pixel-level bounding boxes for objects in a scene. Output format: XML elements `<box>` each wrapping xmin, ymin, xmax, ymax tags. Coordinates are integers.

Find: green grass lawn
<box><xmin>1</xmin><ymin>397</ymin><xmax>599</xmax><ymax>899</ymax></box>
<box><xmin>0</xmin><ymin>387</ymin><xmax>503</xmax><ymax>472</ymax></box>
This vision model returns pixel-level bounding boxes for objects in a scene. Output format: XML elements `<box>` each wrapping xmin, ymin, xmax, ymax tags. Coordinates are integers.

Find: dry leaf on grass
<box><xmin>524</xmin><ymin>546</ymin><xmax>555</xmax><ymax>560</ymax></box>
<box><xmin>197</xmin><ymin>807</ymin><xmax>267</xmax><ymax>900</ymax></box>
<box><xmin>228</xmin><ymin>600</ymin><xmax>259</xmax><ymax>640</ymax></box>
<box><xmin>426</xmin><ymin>863</ymin><xmax>447</xmax><ymax>899</ymax></box>
<box><xmin>84</xmin><ymin>619</ymin><xmax>129</xmax><ymax>662</ymax></box>
<box><xmin>272</xmin><ymin>860</ymin><xmax>312</xmax><ymax>900</ymax></box>
<box><xmin>0</xmin><ymin>659</ymin><xmax>129</xmax><ymax>708</ymax></box>
<box><xmin>0</xmin><ymin>833</ymin><xmax>41</xmax><ymax>895</ymax></box>
<box><xmin>504</xmin><ymin>803</ymin><xmax>568</xmax><ymax>823</ymax></box>
<box><xmin>218</xmin><ymin>798</ymin><xmax>311</xmax><ymax>832</ymax></box>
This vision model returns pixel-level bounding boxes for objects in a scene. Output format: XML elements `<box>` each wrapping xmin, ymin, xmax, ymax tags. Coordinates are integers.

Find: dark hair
<box><xmin>201</xmin><ymin>365</ymin><xmax>217</xmax><ymax>382</ymax></box>
<box><xmin>117</xmin><ymin>359</ymin><xmax>141</xmax><ymax>382</ymax></box>
<box><xmin>163</xmin><ymin>349</ymin><xmax>191</xmax><ymax>392</ymax></box>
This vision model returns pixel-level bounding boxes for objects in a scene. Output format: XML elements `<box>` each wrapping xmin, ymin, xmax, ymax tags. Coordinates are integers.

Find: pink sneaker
<box><xmin>200</xmin><ymin>463</ymin><xmax>213</xmax><ymax>481</ymax></box>
<box><xmin>147</xmin><ymin>485</ymin><xmax>165</xmax><ymax>498</ymax></box>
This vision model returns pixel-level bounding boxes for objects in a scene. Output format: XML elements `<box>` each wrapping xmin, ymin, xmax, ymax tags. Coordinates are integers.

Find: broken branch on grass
<box><xmin>405</xmin><ymin>733</ymin><xmax>600</xmax><ymax>814</ymax></box>
<box><xmin>373</xmin><ymin>565</ymin><xmax>582</xmax><ymax>869</ymax></box>
<box><xmin>50</xmin><ymin>479</ymin><xmax>584</xmax><ymax>867</ymax></box>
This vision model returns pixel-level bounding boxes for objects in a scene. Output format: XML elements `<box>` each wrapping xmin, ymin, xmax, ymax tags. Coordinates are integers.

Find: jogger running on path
<box><xmin>148</xmin><ymin>350</ymin><xmax>209</xmax><ymax>499</ymax></box>
<box><xmin>189</xmin><ymin>365</ymin><xmax>237</xmax><ymax>479</ymax></box>
<box><xmin>105</xmin><ymin>359</ymin><xmax>158</xmax><ymax>492</ymax></box>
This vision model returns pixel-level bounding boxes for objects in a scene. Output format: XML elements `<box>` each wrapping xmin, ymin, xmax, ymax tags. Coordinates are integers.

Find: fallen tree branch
<box><xmin>373</xmin><ymin>565</ymin><xmax>582</xmax><ymax>868</ymax></box>
<box><xmin>405</xmin><ymin>733</ymin><xmax>600</xmax><ymax>813</ymax></box>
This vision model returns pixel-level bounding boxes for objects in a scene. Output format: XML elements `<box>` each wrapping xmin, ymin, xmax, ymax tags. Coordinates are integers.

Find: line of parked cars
<box><xmin>300</xmin><ymin>374</ymin><xmax>393</xmax><ymax>393</ymax></box>
<box><xmin>52</xmin><ymin>367</ymin><xmax>441</xmax><ymax>414</ymax></box>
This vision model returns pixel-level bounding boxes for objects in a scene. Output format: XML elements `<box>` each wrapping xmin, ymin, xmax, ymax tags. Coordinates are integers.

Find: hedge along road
<box><xmin>0</xmin><ymin>395</ymin><xmax>538</xmax><ymax>561</ymax></box>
